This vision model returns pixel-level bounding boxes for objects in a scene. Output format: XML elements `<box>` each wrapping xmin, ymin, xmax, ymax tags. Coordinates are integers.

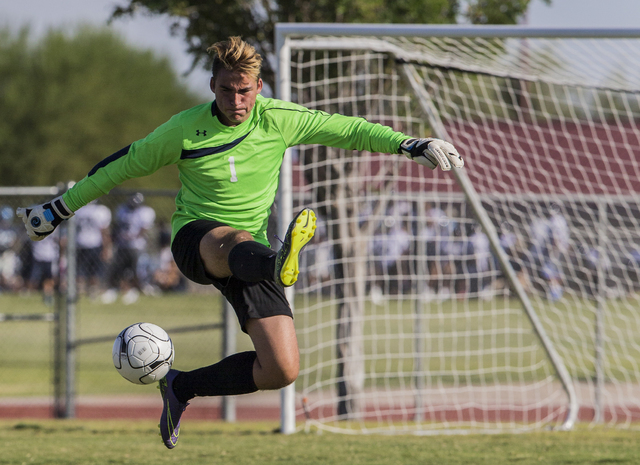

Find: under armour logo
<box><xmin>196</xmin><ymin>130</ymin><xmax>207</xmax><ymax>137</ymax></box>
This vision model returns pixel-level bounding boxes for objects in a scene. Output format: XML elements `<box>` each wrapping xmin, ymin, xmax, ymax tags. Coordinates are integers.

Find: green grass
<box><xmin>296</xmin><ymin>295</ymin><xmax>553</xmax><ymax>387</ymax></box>
<box><xmin>1</xmin><ymin>420</ymin><xmax>639</xmax><ymax>465</ymax></box>
<box><xmin>0</xmin><ymin>292</ymin><xmax>254</xmax><ymax>397</ymax></box>
<box><xmin>3</xmin><ymin>291</ymin><xmax>640</xmax><ymax>397</ymax></box>
<box><xmin>297</xmin><ymin>291</ymin><xmax>640</xmax><ymax>384</ymax></box>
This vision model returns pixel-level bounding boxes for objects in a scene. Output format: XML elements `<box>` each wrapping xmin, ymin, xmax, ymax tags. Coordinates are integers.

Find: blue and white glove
<box><xmin>400</xmin><ymin>138</ymin><xmax>464</xmax><ymax>171</ymax></box>
<box><xmin>16</xmin><ymin>195</ymin><xmax>74</xmax><ymax>241</ymax></box>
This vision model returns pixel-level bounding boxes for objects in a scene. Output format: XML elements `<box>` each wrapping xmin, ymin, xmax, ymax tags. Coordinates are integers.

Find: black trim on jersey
<box><xmin>180</xmin><ymin>132</ymin><xmax>251</xmax><ymax>159</ymax></box>
<box><xmin>88</xmin><ymin>145</ymin><xmax>131</xmax><ymax>177</ymax></box>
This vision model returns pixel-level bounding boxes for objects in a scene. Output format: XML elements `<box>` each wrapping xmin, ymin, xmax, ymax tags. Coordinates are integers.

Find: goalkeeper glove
<box><xmin>400</xmin><ymin>138</ymin><xmax>464</xmax><ymax>171</ymax></box>
<box><xmin>16</xmin><ymin>195</ymin><xmax>74</xmax><ymax>241</ymax></box>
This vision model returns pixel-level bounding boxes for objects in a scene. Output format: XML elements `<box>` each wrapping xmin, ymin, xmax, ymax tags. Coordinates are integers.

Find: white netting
<box><xmin>283</xmin><ymin>31</ymin><xmax>640</xmax><ymax>434</ymax></box>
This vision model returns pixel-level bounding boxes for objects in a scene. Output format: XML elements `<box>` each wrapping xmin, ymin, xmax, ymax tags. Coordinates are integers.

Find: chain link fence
<box><xmin>0</xmin><ymin>186</ymin><xmax>241</xmax><ymax>418</ymax></box>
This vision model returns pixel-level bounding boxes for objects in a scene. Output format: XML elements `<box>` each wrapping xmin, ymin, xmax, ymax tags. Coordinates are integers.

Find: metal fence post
<box><xmin>53</xmin><ymin>268</ymin><xmax>64</xmax><ymax>418</ymax></box>
<box><xmin>64</xmin><ymin>213</ymin><xmax>78</xmax><ymax>418</ymax></box>
<box><xmin>221</xmin><ymin>298</ymin><xmax>236</xmax><ymax>421</ymax></box>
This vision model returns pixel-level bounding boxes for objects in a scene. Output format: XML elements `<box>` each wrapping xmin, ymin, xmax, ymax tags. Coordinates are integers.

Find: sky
<box><xmin>1</xmin><ymin>0</ymin><xmax>640</xmax><ymax>98</ymax></box>
<box><xmin>0</xmin><ymin>0</ymin><xmax>213</xmax><ymax>97</ymax></box>
<box><xmin>526</xmin><ymin>0</ymin><xmax>640</xmax><ymax>27</ymax></box>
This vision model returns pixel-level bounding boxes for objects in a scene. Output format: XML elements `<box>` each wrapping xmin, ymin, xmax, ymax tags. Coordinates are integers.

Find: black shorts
<box><xmin>171</xmin><ymin>219</ymin><xmax>292</xmax><ymax>333</ymax></box>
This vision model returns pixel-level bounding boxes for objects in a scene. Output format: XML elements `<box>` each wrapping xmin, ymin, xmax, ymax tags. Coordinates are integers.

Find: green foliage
<box><xmin>274</xmin><ymin>0</ymin><xmax>458</xmax><ymax>24</ymax></box>
<box><xmin>0</xmin><ymin>26</ymin><xmax>204</xmax><ymax>187</ymax></box>
<box><xmin>466</xmin><ymin>0</ymin><xmax>550</xmax><ymax>25</ymax></box>
<box><xmin>111</xmin><ymin>0</ymin><xmax>547</xmax><ymax>90</ymax></box>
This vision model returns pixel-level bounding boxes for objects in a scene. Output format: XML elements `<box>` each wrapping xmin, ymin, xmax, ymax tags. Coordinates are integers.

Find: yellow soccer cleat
<box><xmin>274</xmin><ymin>208</ymin><xmax>317</xmax><ymax>287</ymax></box>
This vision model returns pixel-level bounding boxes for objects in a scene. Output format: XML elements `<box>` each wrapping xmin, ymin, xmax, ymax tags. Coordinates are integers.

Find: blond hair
<box><xmin>207</xmin><ymin>36</ymin><xmax>262</xmax><ymax>82</ymax></box>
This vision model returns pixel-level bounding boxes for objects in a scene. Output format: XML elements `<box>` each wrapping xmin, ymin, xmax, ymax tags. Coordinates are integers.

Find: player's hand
<box><xmin>16</xmin><ymin>195</ymin><xmax>74</xmax><ymax>241</ymax></box>
<box><xmin>400</xmin><ymin>138</ymin><xmax>464</xmax><ymax>171</ymax></box>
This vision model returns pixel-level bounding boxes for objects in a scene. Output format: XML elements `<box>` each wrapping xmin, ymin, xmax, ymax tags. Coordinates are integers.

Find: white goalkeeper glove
<box><xmin>16</xmin><ymin>195</ymin><xmax>74</xmax><ymax>241</ymax></box>
<box><xmin>400</xmin><ymin>138</ymin><xmax>464</xmax><ymax>171</ymax></box>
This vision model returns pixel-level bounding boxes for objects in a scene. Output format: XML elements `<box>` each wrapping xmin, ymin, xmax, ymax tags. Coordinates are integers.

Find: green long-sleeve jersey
<box><xmin>63</xmin><ymin>95</ymin><xmax>410</xmax><ymax>246</ymax></box>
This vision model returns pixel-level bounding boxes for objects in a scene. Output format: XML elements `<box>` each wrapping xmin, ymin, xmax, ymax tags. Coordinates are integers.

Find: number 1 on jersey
<box><xmin>228</xmin><ymin>156</ymin><xmax>238</xmax><ymax>182</ymax></box>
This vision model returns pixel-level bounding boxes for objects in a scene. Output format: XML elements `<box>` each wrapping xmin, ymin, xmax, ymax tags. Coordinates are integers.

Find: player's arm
<box><xmin>17</xmin><ymin>122</ymin><xmax>182</xmax><ymax>241</ymax></box>
<box><xmin>64</xmin><ymin>123</ymin><xmax>183</xmax><ymax>211</ymax></box>
<box><xmin>275</xmin><ymin>106</ymin><xmax>463</xmax><ymax>170</ymax></box>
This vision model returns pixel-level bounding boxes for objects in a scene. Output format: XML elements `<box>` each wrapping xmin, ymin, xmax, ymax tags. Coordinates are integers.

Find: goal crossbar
<box><xmin>276</xmin><ymin>23</ymin><xmax>640</xmax><ymax>39</ymax></box>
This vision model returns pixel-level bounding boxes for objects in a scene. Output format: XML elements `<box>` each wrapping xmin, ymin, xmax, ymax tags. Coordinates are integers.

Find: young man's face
<box><xmin>211</xmin><ymin>69</ymin><xmax>263</xmax><ymax>126</ymax></box>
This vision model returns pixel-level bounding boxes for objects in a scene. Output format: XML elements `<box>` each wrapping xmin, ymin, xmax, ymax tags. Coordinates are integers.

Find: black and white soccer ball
<box><xmin>112</xmin><ymin>322</ymin><xmax>174</xmax><ymax>385</ymax></box>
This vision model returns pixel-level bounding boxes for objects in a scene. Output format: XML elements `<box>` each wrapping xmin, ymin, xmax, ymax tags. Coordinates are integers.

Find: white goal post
<box><xmin>276</xmin><ymin>24</ymin><xmax>640</xmax><ymax>434</ymax></box>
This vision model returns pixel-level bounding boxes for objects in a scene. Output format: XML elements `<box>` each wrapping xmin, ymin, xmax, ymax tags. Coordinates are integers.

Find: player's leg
<box><xmin>160</xmin><ymin>219</ymin><xmax>306</xmax><ymax>449</ymax></box>
<box><xmin>158</xmin><ymin>316</ymin><xmax>297</xmax><ymax>450</ymax></box>
<box><xmin>168</xmin><ymin>314</ymin><xmax>298</xmax><ymax>399</ymax></box>
<box><xmin>199</xmin><ymin>225</ymin><xmax>276</xmax><ymax>281</ymax></box>
<box><xmin>197</xmin><ymin>208</ymin><xmax>317</xmax><ymax>286</ymax></box>
<box><xmin>159</xmin><ymin>220</ymin><xmax>242</xmax><ymax>449</ymax></box>
<box><xmin>159</xmin><ymin>279</ymin><xmax>295</xmax><ymax>449</ymax></box>
<box><xmin>170</xmin><ymin>275</ymin><xmax>296</xmax><ymax>399</ymax></box>
<box><xmin>245</xmin><ymin>315</ymin><xmax>299</xmax><ymax>390</ymax></box>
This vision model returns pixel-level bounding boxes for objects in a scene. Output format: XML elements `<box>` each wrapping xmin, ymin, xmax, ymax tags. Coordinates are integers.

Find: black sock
<box><xmin>227</xmin><ymin>241</ymin><xmax>276</xmax><ymax>282</ymax></box>
<box><xmin>172</xmin><ymin>351</ymin><xmax>258</xmax><ymax>403</ymax></box>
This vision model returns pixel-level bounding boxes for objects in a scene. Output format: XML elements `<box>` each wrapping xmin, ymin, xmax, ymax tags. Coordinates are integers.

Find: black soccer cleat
<box><xmin>158</xmin><ymin>369</ymin><xmax>189</xmax><ymax>449</ymax></box>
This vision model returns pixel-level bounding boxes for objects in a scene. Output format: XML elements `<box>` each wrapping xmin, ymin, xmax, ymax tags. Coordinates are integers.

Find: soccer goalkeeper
<box><xmin>16</xmin><ymin>36</ymin><xmax>464</xmax><ymax>448</ymax></box>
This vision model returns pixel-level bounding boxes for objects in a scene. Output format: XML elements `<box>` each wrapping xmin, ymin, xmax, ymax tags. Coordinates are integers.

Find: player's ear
<box><xmin>257</xmin><ymin>78</ymin><xmax>263</xmax><ymax>94</ymax></box>
<box><xmin>210</xmin><ymin>77</ymin><xmax>215</xmax><ymax>94</ymax></box>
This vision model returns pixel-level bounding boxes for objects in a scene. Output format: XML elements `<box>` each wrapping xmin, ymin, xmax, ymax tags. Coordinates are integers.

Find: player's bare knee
<box><xmin>279</xmin><ymin>360</ymin><xmax>299</xmax><ymax>387</ymax></box>
<box><xmin>232</xmin><ymin>229</ymin><xmax>254</xmax><ymax>245</ymax></box>
<box><xmin>266</xmin><ymin>363</ymin><xmax>299</xmax><ymax>390</ymax></box>
<box><xmin>256</xmin><ymin>357</ymin><xmax>299</xmax><ymax>390</ymax></box>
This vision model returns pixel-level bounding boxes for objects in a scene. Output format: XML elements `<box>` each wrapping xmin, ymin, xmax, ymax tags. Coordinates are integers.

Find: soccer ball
<box><xmin>112</xmin><ymin>322</ymin><xmax>174</xmax><ymax>385</ymax></box>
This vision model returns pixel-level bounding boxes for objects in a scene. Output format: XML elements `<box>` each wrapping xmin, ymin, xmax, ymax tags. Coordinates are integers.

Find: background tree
<box><xmin>0</xmin><ymin>26</ymin><xmax>203</xmax><ymax>187</ymax></box>
<box><xmin>111</xmin><ymin>0</ymin><xmax>549</xmax><ymax>90</ymax></box>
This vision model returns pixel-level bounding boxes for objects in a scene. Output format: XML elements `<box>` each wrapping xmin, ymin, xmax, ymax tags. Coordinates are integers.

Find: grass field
<box><xmin>2</xmin><ymin>292</ymin><xmax>640</xmax><ymax>463</ymax></box>
<box><xmin>3</xmin><ymin>290</ymin><xmax>640</xmax><ymax>397</ymax></box>
<box><xmin>0</xmin><ymin>291</ymin><xmax>250</xmax><ymax>397</ymax></box>
<box><xmin>2</xmin><ymin>420</ymin><xmax>639</xmax><ymax>465</ymax></box>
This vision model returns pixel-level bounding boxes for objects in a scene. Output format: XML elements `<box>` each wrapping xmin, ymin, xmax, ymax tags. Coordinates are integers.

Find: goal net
<box><xmin>276</xmin><ymin>25</ymin><xmax>640</xmax><ymax>434</ymax></box>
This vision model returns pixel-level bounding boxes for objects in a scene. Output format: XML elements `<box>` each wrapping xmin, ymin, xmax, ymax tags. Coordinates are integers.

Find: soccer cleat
<box><xmin>274</xmin><ymin>208</ymin><xmax>317</xmax><ymax>287</ymax></box>
<box><xmin>158</xmin><ymin>369</ymin><xmax>189</xmax><ymax>449</ymax></box>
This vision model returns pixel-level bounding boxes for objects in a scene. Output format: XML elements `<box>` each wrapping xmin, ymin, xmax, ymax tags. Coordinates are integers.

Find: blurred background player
<box><xmin>493</xmin><ymin>221</ymin><xmax>530</xmax><ymax>294</ymax></box>
<box><xmin>418</xmin><ymin>203</ymin><xmax>455</xmax><ymax>301</ymax></box>
<box><xmin>0</xmin><ymin>206</ymin><xmax>23</xmax><ymax>292</ymax></box>
<box><xmin>370</xmin><ymin>214</ymin><xmax>412</xmax><ymax>302</ymax></box>
<box><xmin>526</xmin><ymin>203</ymin><xmax>569</xmax><ymax>301</ymax></box>
<box><xmin>26</xmin><ymin>228</ymin><xmax>60</xmax><ymax>306</ymax></box>
<box><xmin>101</xmin><ymin>193</ymin><xmax>155</xmax><ymax>305</ymax></box>
<box><xmin>75</xmin><ymin>199</ymin><xmax>112</xmax><ymax>299</ymax></box>
<box><xmin>457</xmin><ymin>223</ymin><xmax>492</xmax><ymax>298</ymax></box>
<box><xmin>151</xmin><ymin>223</ymin><xmax>187</xmax><ymax>293</ymax></box>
